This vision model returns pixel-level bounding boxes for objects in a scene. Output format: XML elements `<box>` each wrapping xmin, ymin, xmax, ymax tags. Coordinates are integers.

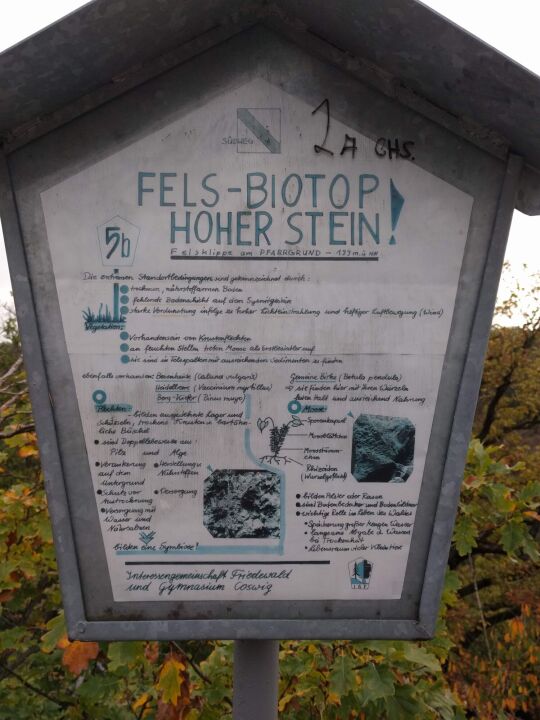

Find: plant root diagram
<box><xmin>257</xmin><ymin>414</ymin><xmax>303</xmax><ymax>465</ymax></box>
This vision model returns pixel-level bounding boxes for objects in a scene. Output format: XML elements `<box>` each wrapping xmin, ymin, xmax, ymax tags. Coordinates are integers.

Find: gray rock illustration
<box><xmin>204</xmin><ymin>469</ymin><xmax>280</xmax><ymax>538</ymax></box>
<box><xmin>351</xmin><ymin>414</ymin><xmax>415</xmax><ymax>483</ymax></box>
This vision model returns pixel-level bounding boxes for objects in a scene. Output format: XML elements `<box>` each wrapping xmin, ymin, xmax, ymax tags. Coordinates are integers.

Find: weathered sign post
<box><xmin>2</xmin><ymin>1</ymin><xmax>540</xmax><ymax>717</ymax></box>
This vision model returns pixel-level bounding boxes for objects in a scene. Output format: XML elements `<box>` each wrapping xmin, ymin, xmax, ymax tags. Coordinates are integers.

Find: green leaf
<box><xmin>422</xmin><ymin>680</ymin><xmax>459</xmax><ymax>720</ymax></box>
<box><xmin>443</xmin><ymin>569</ymin><xmax>461</xmax><ymax>592</ymax></box>
<box><xmin>279</xmin><ymin>649</ymin><xmax>308</xmax><ymax>678</ymax></box>
<box><xmin>0</xmin><ymin>627</ymin><xmax>29</xmax><ymax>652</ymax></box>
<box><xmin>337</xmin><ymin>693</ymin><xmax>360</xmax><ymax>718</ymax></box>
<box><xmin>77</xmin><ymin>674</ymin><xmax>120</xmax><ymax>704</ymax></box>
<box><xmin>360</xmin><ymin>640</ymin><xmax>392</xmax><ymax>657</ymax></box>
<box><xmin>107</xmin><ymin>641</ymin><xmax>144</xmax><ymax>671</ymax></box>
<box><xmin>401</xmin><ymin>644</ymin><xmax>441</xmax><ymax>673</ymax></box>
<box><xmin>200</xmin><ymin>674</ymin><xmax>231</xmax><ymax>706</ymax></box>
<box><xmin>500</xmin><ymin>519</ymin><xmax>527</xmax><ymax>555</ymax></box>
<box><xmin>519</xmin><ymin>480</ymin><xmax>540</xmax><ymax>505</ymax></box>
<box><xmin>329</xmin><ymin>653</ymin><xmax>356</xmax><ymax>696</ymax></box>
<box><xmin>157</xmin><ymin>657</ymin><xmax>183</xmax><ymax>705</ymax></box>
<box><xmin>520</xmin><ymin>528</ymin><xmax>540</xmax><ymax>561</ymax></box>
<box><xmin>469</xmin><ymin>439</ymin><xmax>491</xmax><ymax>474</ymax></box>
<box><xmin>440</xmin><ymin>570</ymin><xmax>462</xmax><ymax>608</ymax></box>
<box><xmin>41</xmin><ymin>611</ymin><xmax>66</xmax><ymax>653</ymax></box>
<box><xmin>385</xmin><ymin>684</ymin><xmax>429</xmax><ymax>720</ymax></box>
<box><xmin>426</xmin><ymin>616</ymin><xmax>455</xmax><ymax>661</ymax></box>
<box><xmin>485</xmin><ymin>483</ymin><xmax>515</xmax><ymax>513</ymax></box>
<box><xmin>4</xmin><ymin>435</ymin><xmax>30</xmax><ymax>449</ymax></box>
<box><xmin>467</xmin><ymin>439</ymin><xmax>510</xmax><ymax>478</ymax></box>
<box><xmin>358</xmin><ymin>663</ymin><xmax>395</xmax><ymax>704</ymax></box>
<box><xmin>453</xmin><ymin>516</ymin><xmax>477</xmax><ymax>556</ymax></box>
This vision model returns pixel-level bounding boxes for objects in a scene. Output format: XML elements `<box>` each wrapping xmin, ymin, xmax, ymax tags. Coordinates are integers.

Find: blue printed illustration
<box><xmin>97</xmin><ymin>215</ymin><xmax>139</xmax><ymax>266</ymax></box>
<box><xmin>92</xmin><ymin>389</ymin><xmax>132</xmax><ymax>413</ymax></box>
<box><xmin>349</xmin><ymin>558</ymin><xmax>373</xmax><ymax>589</ymax></box>
<box><xmin>389</xmin><ymin>179</ymin><xmax>405</xmax><ymax>245</ymax></box>
<box><xmin>256</xmin><ymin>412</ymin><xmax>303</xmax><ymax>466</ymax></box>
<box><xmin>351</xmin><ymin>413</ymin><xmax>415</xmax><ymax>483</ymax></box>
<box><xmin>139</xmin><ymin>530</ymin><xmax>156</xmax><ymax>547</ymax></box>
<box><xmin>83</xmin><ymin>283</ymin><xmax>129</xmax><ymax>332</ymax></box>
<box><xmin>237</xmin><ymin>108</ymin><xmax>281</xmax><ymax>153</ymax></box>
<box><xmin>203</xmin><ymin>469</ymin><xmax>280</xmax><ymax>538</ymax></box>
<box><xmin>115</xmin><ymin>393</ymin><xmax>285</xmax><ymax>557</ymax></box>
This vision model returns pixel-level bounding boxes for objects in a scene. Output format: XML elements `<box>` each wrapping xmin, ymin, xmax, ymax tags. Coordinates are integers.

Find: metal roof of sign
<box><xmin>1</xmin><ymin>0</ymin><xmax>540</xmax><ymax>213</ymax></box>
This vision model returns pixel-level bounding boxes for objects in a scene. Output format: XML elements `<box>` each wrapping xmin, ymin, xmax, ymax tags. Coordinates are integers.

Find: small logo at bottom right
<box><xmin>349</xmin><ymin>558</ymin><xmax>373</xmax><ymax>589</ymax></box>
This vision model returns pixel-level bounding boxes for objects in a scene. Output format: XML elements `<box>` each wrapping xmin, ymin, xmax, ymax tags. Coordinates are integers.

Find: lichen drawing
<box><xmin>257</xmin><ymin>414</ymin><xmax>303</xmax><ymax>465</ymax></box>
<box><xmin>204</xmin><ymin>469</ymin><xmax>280</xmax><ymax>538</ymax></box>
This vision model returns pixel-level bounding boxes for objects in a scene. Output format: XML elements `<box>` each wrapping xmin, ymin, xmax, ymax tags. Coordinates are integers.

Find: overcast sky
<box><xmin>0</xmin><ymin>0</ymin><xmax>539</xmax><ymax>321</ymax></box>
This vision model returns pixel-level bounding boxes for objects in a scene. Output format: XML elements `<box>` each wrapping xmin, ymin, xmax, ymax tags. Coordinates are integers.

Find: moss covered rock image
<box><xmin>203</xmin><ymin>469</ymin><xmax>280</xmax><ymax>538</ymax></box>
<box><xmin>351</xmin><ymin>414</ymin><xmax>415</xmax><ymax>483</ymax></box>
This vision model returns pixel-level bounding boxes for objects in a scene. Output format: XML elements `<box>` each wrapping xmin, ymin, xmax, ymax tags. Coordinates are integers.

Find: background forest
<box><xmin>0</xmin><ymin>273</ymin><xmax>538</xmax><ymax>720</ymax></box>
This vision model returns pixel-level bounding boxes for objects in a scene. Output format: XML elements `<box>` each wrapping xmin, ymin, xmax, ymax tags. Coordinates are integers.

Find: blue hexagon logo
<box><xmin>97</xmin><ymin>215</ymin><xmax>140</xmax><ymax>266</ymax></box>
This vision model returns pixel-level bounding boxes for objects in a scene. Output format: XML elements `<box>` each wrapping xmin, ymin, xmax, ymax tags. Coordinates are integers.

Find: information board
<box><xmin>40</xmin><ymin>77</ymin><xmax>472</xmax><ymax>605</ymax></box>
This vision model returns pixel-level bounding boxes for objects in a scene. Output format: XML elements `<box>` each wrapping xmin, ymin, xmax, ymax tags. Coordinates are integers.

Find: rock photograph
<box><xmin>203</xmin><ymin>469</ymin><xmax>281</xmax><ymax>538</ymax></box>
<box><xmin>351</xmin><ymin>414</ymin><xmax>415</xmax><ymax>483</ymax></box>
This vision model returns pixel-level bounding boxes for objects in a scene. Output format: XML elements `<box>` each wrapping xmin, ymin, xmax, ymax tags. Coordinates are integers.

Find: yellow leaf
<box><xmin>132</xmin><ymin>693</ymin><xmax>150</xmax><ymax>711</ymax></box>
<box><xmin>278</xmin><ymin>693</ymin><xmax>294</xmax><ymax>712</ymax></box>
<box><xmin>157</xmin><ymin>657</ymin><xmax>185</xmax><ymax>705</ymax></box>
<box><xmin>327</xmin><ymin>691</ymin><xmax>341</xmax><ymax>705</ymax></box>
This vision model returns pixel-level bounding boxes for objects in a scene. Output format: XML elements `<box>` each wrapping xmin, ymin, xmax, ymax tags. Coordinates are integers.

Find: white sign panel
<box><xmin>41</xmin><ymin>79</ymin><xmax>472</xmax><ymax>602</ymax></box>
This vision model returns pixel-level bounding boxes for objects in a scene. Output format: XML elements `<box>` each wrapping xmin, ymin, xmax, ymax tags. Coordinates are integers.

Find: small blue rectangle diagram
<box><xmin>237</xmin><ymin>108</ymin><xmax>281</xmax><ymax>153</ymax></box>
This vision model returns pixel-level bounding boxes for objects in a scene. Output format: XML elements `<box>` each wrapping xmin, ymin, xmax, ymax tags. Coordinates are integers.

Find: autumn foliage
<box><xmin>0</xmin><ymin>279</ymin><xmax>539</xmax><ymax>718</ymax></box>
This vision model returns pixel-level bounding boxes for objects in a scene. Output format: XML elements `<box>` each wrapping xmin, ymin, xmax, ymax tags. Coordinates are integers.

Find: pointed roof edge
<box><xmin>1</xmin><ymin>0</ymin><xmax>540</xmax><ymax>214</ymax></box>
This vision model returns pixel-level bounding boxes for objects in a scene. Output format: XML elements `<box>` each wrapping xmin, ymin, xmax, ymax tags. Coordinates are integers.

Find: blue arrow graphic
<box><xmin>389</xmin><ymin>179</ymin><xmax>405</xmax><ymax>245</ymax></box>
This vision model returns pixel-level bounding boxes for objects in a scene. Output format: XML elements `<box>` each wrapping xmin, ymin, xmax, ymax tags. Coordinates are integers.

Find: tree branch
<box><xmin>449</xmin><ymin>542</ymin><xmax>506</xmax><ymax>570</ymax></box>
<box><xmin>463</xmin><ymin>606</ymin><xmax>521</xmax><ymax>647</ymax></box>
<box><xmin>504</xmin><ymin>414</ymin><xmax>540</xmax><ymax>434</ymax></box>
<box><xmin>0</xmin><ymin>423</ymin><xmax>35</xmax><ymax>439</ymax></box>
<box><xmin>458</xmin><ymin>578</ymin><xmax>494</xmax><ymax>599</ymax></box>
<box><xmin>172</xmin><ymin>642</ymin><xmax>212</xmax><ymax>686</ymax></box>
<box><xmin>468</xmin><ymin>554</ymin><xmax>492</xmax><ymax>661</ymax></box>
<box><xmin>478</xmin><ymin>369</ymin><xmax>514</xmax><ymax>442</ymax></box>
<box><xmin>0</xmin><ymin>356</ymin><xmax>23</xmax><ymax>387</ymax></box>
<box><xmin>477</xmin><ymin>323</ymin><xmax>539</xmax><ymax>442</ymax></box>
<box><xmin>0</xmin><ymin>661</ymin><xmax>73</xmax><ymax>709</ymax></box>
<box><xmin>172</xmin><ymin>641</ymin><xmax>232</xmax><ymax>708</ymax></box>
<box><xmin>0</xmin><ymin>388</ymin><xmax>28</xmax><ymax>414</ymax></box>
